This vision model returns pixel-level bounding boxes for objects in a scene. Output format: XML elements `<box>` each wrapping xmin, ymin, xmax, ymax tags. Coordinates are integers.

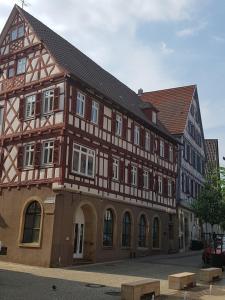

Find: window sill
<box><xmin>121</xmin><ymin>246</ymin><xmax>131</xmax><ymax>250</ymax></box>
<box><xmin>24</xmin><ymin>117</ymin><xmax>35</xmax><ymax>121</ymax></box>
<box><xmin>23</xmin><ymin>166</ymin><xmax>34</xmax><ymax>170</ymax></box>
<box><xmin>152</xmin><ymin>247</ymin><xmax>161</xmax><ymax>250</ymax></box>
<box><xmin>137</xmin><ymin>247</ymin><xmax>148</xmax><ymax>251</ymax></box>
<box><xmin>40</xmin><ymin>164</ymin><xmax>54</xmax><ymax>168</ymax></box>
<box><xmin>71</xmin><ymin>171</ymin><xmax>94</xmax><ymax>180</ymax></box>
<box><xmin>42</xmin><ymin>112</ymin><xmax>54</xmax><ymax>117</ymax></box>
<box><xmin>102</xmin><ymin>246</ymin><xmax>113</xmax><ymax>250</ymax></box>
<box><xmin>112</xmin><ymin>178</ymin><xmax>119</xmax><ymax>182</ymax></box>
<box><xmin>19</xmin><ymin>242</ymin><xmax>41</xmax><ymax>248</ymax></box>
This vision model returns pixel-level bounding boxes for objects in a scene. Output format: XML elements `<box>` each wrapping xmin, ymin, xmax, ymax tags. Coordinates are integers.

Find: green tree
<box><xmin>192</xmin><ymin>167</ymin><xmax>225</xmax><ymax>233</ymax></box>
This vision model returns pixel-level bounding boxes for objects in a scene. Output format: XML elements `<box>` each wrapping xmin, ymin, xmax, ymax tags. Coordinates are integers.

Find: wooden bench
<box><xmin>121</xmin><ymin>279</ymin><xmax>160</xmax><ymax>300</ymax></box>
<box><xmin>199</xmin><ymin>268</ymin><xmax>222</xmax><ymax>282</ymax></box>
<box><xmin>168</xmin><ymin>272</ymin><xmax>196</xmax><ymax>290</ymax></box>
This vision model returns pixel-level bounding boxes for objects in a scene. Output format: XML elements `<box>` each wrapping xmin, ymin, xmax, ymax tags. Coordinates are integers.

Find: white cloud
<box><xmin>160</xmin><ymin>42</ymin><xmax>174</xmax><ymax>55</ymax></box>
<box><xmin>176</xmin><ymin>21</ymin><xmax>207</xmax><ymax>37</ymax></box>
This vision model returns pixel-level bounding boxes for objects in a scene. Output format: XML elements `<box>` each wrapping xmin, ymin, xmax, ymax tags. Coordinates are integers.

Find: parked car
<box><xmin>202</xmin><ymin>237</ymin><xmax>225</xmax><ymax>265</ymax></box>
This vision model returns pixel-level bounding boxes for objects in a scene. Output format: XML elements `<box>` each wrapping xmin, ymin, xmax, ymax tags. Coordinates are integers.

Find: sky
<box><xmin>0</xmin><ymin>0</ymin><xmax>225</xmax><ymax>166</ymax></box>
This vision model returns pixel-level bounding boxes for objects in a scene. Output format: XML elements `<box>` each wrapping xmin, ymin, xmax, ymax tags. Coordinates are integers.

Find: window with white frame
<box><xmin>115</xmin><ymin>114</ymin><xmax>122</xmax><ymax>136</ymax></box>
<box><xmin>143</xmin><ymin>170</ymin><xmax>149</xmax><ymax>189</ymax></box>
<box><xmin>76</xmin><ymin>91</ymin><xmax>85</xmax><ymax>117</ymax></box>
<box><xmin>91</xmin><ymin>101</ymin><xmax>99</xmax><ymax>124</ymax></box>
<box><xmin>72</xmin><ymin>144</ymin><xmax>95</xmax><ymax>177</ymax></box>
<box><xmin>134</xmin><ymin>125</ymin><xmax>140</xmax><ymax>145</ymax></box>
<box><xmin>112</xmin><ymin>158</ymin><xmax>119</xmax><ymax>180</ymax></box>
<box><xmin>43</xmin><ymin>90</ymin><xmax>54</xmax><ymax>114</ymax></box>
<box><xmin>25</xmin><ymin>95</ymin><xmax>36</xmax><ymax>119</ymax></box>
<box><xmin>11</xmin><ymin>25</ymin><xmax>24</xmax><ymax>41</ymax></box>
<box><xmin>169</xmin><ymin>145</ymin><xmax>173</xmax><ymax>162</ymax></box>
<box><xmin>17</xmin><ymin>58</ymin><xmax>26</xmax><ymax>75</ymax></box>
<box><xmin>152</xmin><ymin>111</ymin><xmax>157</xmax><ymax>124</ymax></box>
<box><xmin>168</xmin><ymin>179</ymin><xmax>172</xmax><ymax>197</ymax></box>
<box><xmin>131</xmin><ymin>166</ymin><xmax>137</xmax><ymax>186</ymax></box>
<box><xmin>42</xmin><ymin>141</ymin><xmax>54</xmax><ymax>165</ymax></box>
<box><xmin>145</xmin><ymin>131</ymin><xmax>150</xmax><ymax>151</ymax></box>
<box><xmin>158</xmin><ymin>176</ymin><xmax>163</xmax><ymax>194</ymax></box>
<box><xmin>24</xmin><ymin>144</ymin><xmax>34</xmax><ymax>167</ymax></box>
<box><xmin>160</xmin><ymin>140</ymin><xmax>164</xmax><ymax>157</ymax></box>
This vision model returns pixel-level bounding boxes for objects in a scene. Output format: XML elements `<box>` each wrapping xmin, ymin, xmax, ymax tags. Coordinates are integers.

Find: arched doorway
<box><xmin>73</xmin><ymin>203</ymin><xmax>97</xmax><ymax>261</ymax></box>
<box><xmin>73</xmin><ymin>206</ymin><xmax>85</xmax><ymax>259</ymax></box>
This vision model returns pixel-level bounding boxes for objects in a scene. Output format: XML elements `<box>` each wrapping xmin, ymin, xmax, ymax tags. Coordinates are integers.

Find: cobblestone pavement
<box><xmin>1</xmin><ymin>251</ymin><xmax>225</xmax><ymax>299</ymax></box>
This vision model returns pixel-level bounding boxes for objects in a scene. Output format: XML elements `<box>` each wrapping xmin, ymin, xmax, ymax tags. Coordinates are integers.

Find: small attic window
<box><xmin>152</xmin><ymin>111</ymin><xmax>157</xmax><ymax>124</ymax></box>
<box><xmin>11</xmin><ymin>24</ymin><xmax>24</xmax><ymax>41</ymax></box>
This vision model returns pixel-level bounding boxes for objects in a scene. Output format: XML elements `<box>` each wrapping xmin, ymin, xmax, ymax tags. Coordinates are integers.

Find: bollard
<box><xmin>183</xmin><ymin>291</ymin><xmax>188</xmax><ymax>300</ymax></box>
<box><xmin>209</xmin><ymin>284</ymin><xmax>212</xmax><ymax>295</ymax></box>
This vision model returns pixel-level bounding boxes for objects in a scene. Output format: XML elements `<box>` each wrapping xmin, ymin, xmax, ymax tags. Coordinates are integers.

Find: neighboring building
<box><xmin>205</xmin><ymin>139</ymin><xmax>220</xmax><ymax>175</ymax></box>
<box><xmin>0</xmin><ymin>6</ymin><xmax>178</xmax><ymax>267</ymax></box>
<box><xmin>140</xmin><ymin>85</ymin><xmax>206</xmax><ymax>252</ymax></box>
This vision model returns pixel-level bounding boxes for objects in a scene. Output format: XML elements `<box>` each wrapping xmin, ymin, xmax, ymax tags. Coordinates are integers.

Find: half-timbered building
<box><xmin>141</xmin><ymin>85</ymin><xmax>206</xmax><ymax>252</ymax></box>
<box><xmin>0</xmin><ymin>5</ymin><xmax>178</xmax><ymax>266</ymax></box>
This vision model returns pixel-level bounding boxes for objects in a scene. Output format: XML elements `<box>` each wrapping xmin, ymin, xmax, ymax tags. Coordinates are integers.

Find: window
<box><xmin>115</xmin><ymin>114</ymin><xmax>122</xmax><ymax>136</ymax></box>
<box><xmin>122</xmin><ymin>212</ymin><xmax>131</xmax><ymax>247</ymax></box>
<box><xmin>168</xmin><ymin>180</ymin><xmax>172</xmax><ymax>197</ymax></box>
<box><xmin>134</xmin><ymin>125</ymin><xmax>140</xmax><ymax>145</ymax></box>
<box><xmin>143</xmin><ymin>170</ymin><xmax>149</xmax><ymax>189</ymax></box>
<box><xmin>152</xmin><ymin>111</ymin><xmax>157</xmax><ymax>123</ymax></box>
<box><xmin>24</xmin><ymin>144</ymin><xmax>34</xmax><ymax>167</ymax></box>
<box><xmin>43</xmin><ymin>90</ymin><xmax>54</xmax><ymax>114</ymax></box>
<box><xmin>112</xmin><ymin>158</ymin><xmax>119</xmax><ymax>180</ymax></box>
<box><xmin>17</xmin><ymin>58</ymin><xmax>26</xmax><ymax>75</ymax></box>
<box><xmin>42</xmin><ymin>140</ymin><xmax>54</xmax><ymax>165</ymax></box>
<box><xmin>160</xmin><ymin>140</ymin><xmax>164</xmax><ymax>157</ymax></box>
<box><xmin>138</xmin><ymin>215</ymin><xmax>147</xmax><ymax>247</ymax></box>
<box><xmin>76</xmin><ymin>91</ymin><xmax>85</xmax><ymax>117</ymax></box>
<box><xmin>8</xmin><ymin>66</ymin><xmax>15</xmax><ymax>78</ymax></box>
<box><xmin>152</xmin><ymin>217</ymin><xmax>160</xmax><ymax>248</ymax></box>
<box><xmin>91</xmin><ymin>101</ymin><xmax>99</xmax><ymax>124</ymax></box>
<box><xmin>22</xmin><ymin>201</ymin><xmax>41</xmax><ymax>244</ymax></box>
<box><xmin>11</xmin><ymin>25</ymin><xmax>24</xmax><ymax>41</ymax></box>
<box><xmin>72</xmin><ymin>143</ymin><xmax>95</xmax><ymax>177</ymax></box>
<box><xmin>169</xmin><ymin>146</ymin><xmax>173</xmax><ymax>162</ymax></box>
<box><xmin>103</xmin><ymin>209</ymin><xmax>113</xmax><ymax>247</ymax></box>
<box><xmin>145</xmin><ymin>131</ymin><xmax>151</xmax><ymax>151</ymax></box>
<box><xmin>131</xmin><ymin>166</ymin><xmax>137</xmax><ymax>186</ymax></box>
<box><xmin>158</xmin><ymin>176</ymin><xmax>163</xmax><ymax>194</ymax></box>
<box><xmin>25</xmin><ymin>95</ymin><xmax>36</xmax><ymax>119</ymax></box>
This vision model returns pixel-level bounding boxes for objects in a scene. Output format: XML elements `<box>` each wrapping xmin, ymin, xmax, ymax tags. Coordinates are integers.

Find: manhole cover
<box><xmin>105</xmin><ymin>291</ymin><xmax>121</xmax><ymax>296</ymax></box>
<box><xmin>86</xmin><ymin>283</ymin><xmax>106</xmax><ymax>288</ymax></box>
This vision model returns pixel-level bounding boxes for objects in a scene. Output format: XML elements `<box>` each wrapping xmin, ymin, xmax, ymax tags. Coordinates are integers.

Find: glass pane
<box><xmin>80</xmin><ymin>153</ymin><xmax>86</xmax><ymax>174</ymax></box>
<box><xmin>87</xmin><ymin>157</ymin><xmax>93</xmax><ymax>176</ymax></box>
<box><xmin>48</xmin><ymin>148</ymin><xmax>53</xmax><ymax>163</ymax></box>
<box><xmin>32</xmin><ymin>229</ymin><xmax>40</xmax><ymax>242</ymax></box>
<box><xmin>18</xmin><ymin>25</ymin><xmax>24</xmax><ymax>38</ymax></box>
<box><xmin>11</xmin><ymin>29</ymin><xmax>17</xmax><ymax>41</ymax></box>
<box><xmin>23</xmin><ymin>229</ymin><xmax>32</xmax><ymax>243</ymax></box>
<box><xmin>33</xmin><ymin>215</ymin><xmax>41</xmax><ymax>228</ymax></box>
<box><xmin>73</xmin><ymin>151</ymin><xmax>79</xmax><ymax>172</ymax></box>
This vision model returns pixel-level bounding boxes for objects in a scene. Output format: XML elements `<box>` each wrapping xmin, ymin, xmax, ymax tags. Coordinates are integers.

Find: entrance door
<box><xmin>73</xmin><ymin>207</ymin><xmax>85</xmax><ymax>259</ymax></box>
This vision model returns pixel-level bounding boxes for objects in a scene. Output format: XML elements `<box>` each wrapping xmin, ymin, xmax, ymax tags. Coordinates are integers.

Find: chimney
<box><xmin>138</xmin><ymin>88</ymin><xmax>143</xmax><ymax>96</ymax></box>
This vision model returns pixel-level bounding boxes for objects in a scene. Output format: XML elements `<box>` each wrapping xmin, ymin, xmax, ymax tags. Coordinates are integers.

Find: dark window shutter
<box><xmin>0</xmin><ymin>149</ymin><xmax>4</xmax><ymax>178</ymax></box>
<box><xmin>149</xmin><ymin>172</ymin><xmax>154</xmax><ymax>190</ymax></box>
<box><xmin>165</xmin><ymin>143</ymin><xmax>169</xmax><ymax>160</ymax></box>
<box><xmin>150</xmin><ymin>134</ymin><xmax>154</xmax><ymax>153</ymax></box>
<box><xmin>35</xmin><ymin>92</ymin><xmax>42</xmax><ymax>117</ymax></box>
<box><xmin>163</xmin><ymin>178</ymin><xmax>168</xmax><ymax>196</ymax></box>
<box><xmin>19</xmin><ymin>96</ymin><xmax>24</xmax><ymax>121</ymax></box>
<box><xmin>17</xmin><ymin>145</ymin><xmax>24</xmax><ymax>170</ymax></box>
<box><xmin>120</xmin><ymin>160</ymin><xmax>124</xmax><ymax>182</ymax></box>
<box><xmin>99</xmin><ymin>103</ymin><xmax>104</xmax><ymax>128</ymax></box>
<box><xmin>154</xmin><ymin>175</ymin><xmax>159</xmax><ymax>192</ymax></box>
<box><xmin>138</xmin><ymin>167</ymin><xmax>143</xmax><ymax>188</ymax></box>
<box><xmin>122</xmin><ymin>117</ymin><xmax>127</xmax><ymax>140</ymax></box>
<box><xmin>173</xmin><ymin>147</ymin><xmax>177</xmax><ymax>164</ymax></box>
<box><xmin>53</xmin><ymin>87</ymin><xmax>60</xmax><ymax>111</ymax></box>
<box><xmin>127</xmin><ymin>164</ymin><xmax>132</xmax><ymax>184</ymax></box>
<box><xmin>53</xmin><ymin>139</ymin><xmax>60</xmax><ymax>165</ymax></box>
<box><xmin>34</xmin><ymin>142</ymin><xmax>42</xmax><ymax>168</ymax></box>
<box><xmin>141</xmin><ymin>129</ymin><xmax>145</xmax><ymax>148</ymax></box>
<box><xmin>86</xmin><ymin>96</ymin><xmax>92</xmax><ymax>121</ymax></box>
<box><xmin>131</xmin><ymin>123</ymin><xmax>134</xmax><ymax>143</ymax></box>
<box><xmin>108</xmin><ymin>156</ymin><xmax>113</xmax><ymax>179</ymax></box>
<box><xmin>111</xmin><ymin>111</ymin><xmax>116</xmax><ymax>133</ymax></box>
<box><xmin>172</xmin><ymin>181</ymin><xmax>176</xmax><ymax>197</ymax></box>
<box><xmin>71</xmin><ymin>86</ymin><xmax>77</xmax><ymax>112</ymax></box>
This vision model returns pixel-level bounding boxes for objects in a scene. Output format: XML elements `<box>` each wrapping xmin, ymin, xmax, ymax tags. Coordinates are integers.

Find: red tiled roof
<box><xmin>140</xmin><ymin>85</ymin><xmax>196</xmax><ymax>135</ymax></box>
